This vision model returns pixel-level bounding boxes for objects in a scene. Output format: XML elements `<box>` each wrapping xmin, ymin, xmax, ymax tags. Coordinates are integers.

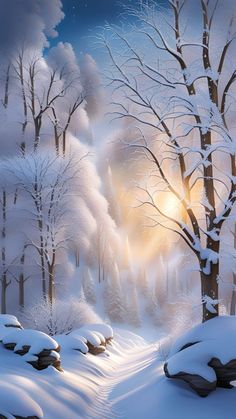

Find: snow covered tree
<box><xmin>128</xmin><ymin>286</ymin><xmax>141</xmax><ymax>327</ymax></box>
<box><xmin>104</xmin><ymin>165</ymin><xmax>122</xmax><ymax>226</ymax></box>
<box><xmin>155</xmin><ymin>273</ymin><xmax>167</xmax><ymax>308</ymax></box>
<box><xmin>146</xmin><ymin>286</ymin><xmax>158</xmax><ymax>319</ymax></box>
<box><xmin>104</xmin><ymin>262</ymin><xmax>126</xmax><ymax>323</ymax></box>
<box><xmin>137</xmin><ymin>267</ymin><xmax>149</xmax><ymax>297</ymax></box>
<box><xmin>7</xmin><ymin>152</ymin><xmax>81</xmax><ymax>304</ymax></box>
<box><xmin>104</xmin><ymin>0</ymin><xmax>236</xmax><ymax>321</ymax></box>
<box><xmin>82</xmin><ymin>267</ymin><xmax>96</xmax><ymax>305</ymax></box>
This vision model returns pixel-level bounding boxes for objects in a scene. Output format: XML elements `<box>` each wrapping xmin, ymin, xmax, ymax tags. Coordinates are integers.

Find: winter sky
<box><xmin>55</xmin><ymin>0</ymin><xmax>168</xmax><ymax>60</ymax></box>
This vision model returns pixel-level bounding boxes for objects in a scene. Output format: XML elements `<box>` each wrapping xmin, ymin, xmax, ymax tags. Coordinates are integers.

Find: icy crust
<box><xmin>2</xmin><ymin>329</ymin><xmax>59</xmax><ymax>354</ymax></box>
<box><xmin>0</xmin><ymin>383</ymin><xmax>43</xmax><ymax>418</ymax></box>
<box><xmin>169</xmin><ymin>316</ymin><xmax>236</xmax><ymax>356</ymax></box>
<box><xmin>167</xmin><ymin>337</ymin><xmax>236</xmax><ymax>382</ymax></box>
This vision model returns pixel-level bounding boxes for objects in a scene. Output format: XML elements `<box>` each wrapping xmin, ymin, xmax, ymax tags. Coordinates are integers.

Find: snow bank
<box><xmin>60</xmin><ymin>323</ymin><xmax>113</xmax><ymax>354</ymax></box>
<box><xmin>170</xmin><ymin>315</ymin><xmax>236</xmax><ymax>356</ymax></box>
<box><xmin>79</xmin><ymin>323</ymin><xmax>113</xmax><ymax>340</ymax></box>
<box><xmin>167</xmin><ymin>336</ymin><xmax>236</xmax><ymax>382</ymax></box>
<box><xmin>3</xmin><ymin>329</ymin><xmax>59</xmax><ymax>354</ymax></box>
<box><xmin>59</xmin><ymin>334</ymin><xmax>89</xmax><ymax>354</ymax></box>
<box><xmin>0</xmin><ymin>314</ymin><xmax>22</xmax><ymax>340</ymax></box>
<box><xmin>165</xmin><ymin>316</ymin><xmax>236</xmax><ymax>396</ymax></box>
<box><xmin>0</xmin><ymin>383</ymin><xmax>43</xmax><ymax>418</ymax></box>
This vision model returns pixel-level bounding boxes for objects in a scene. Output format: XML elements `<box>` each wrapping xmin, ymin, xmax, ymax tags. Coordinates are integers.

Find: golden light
<box><xmin>157</xmin><ymin>192</ymin><xmax>180</xmax><ymax>219</ymax></box>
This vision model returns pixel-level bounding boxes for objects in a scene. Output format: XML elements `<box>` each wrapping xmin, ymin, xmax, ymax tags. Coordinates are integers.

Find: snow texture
<box><xmin>170</xmin><ymin>316</ymin><xmax>236</xmax><ymax>356</ymax></box>
<box><xmin>0</xmin><ymin>314</ymin><xmax>22</xmax><ymax>340</ymax></box>
<box><xmin>2</xmin><ymin>329</ymin><xmax>59</xmax><ymax>353</ymax></box>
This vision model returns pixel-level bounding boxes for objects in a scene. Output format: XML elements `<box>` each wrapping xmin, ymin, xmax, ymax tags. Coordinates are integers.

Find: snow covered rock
<box><xmin>68</xmin><ymin>323</ymin><xmax>113</xmax><ymax>355</ymax></box>
<box><xmin>59</xmin><ymin>334</ymin><xmax>89</xmax><ymax>354</ymax></box>
<box><xmin>164</xmin><ymin>316</ymin><xmax>236</xmax><ymax>397</ymax></box>
<box><xmin>2</xmin><ymin>329</ymin><xmax>61</xmax><ymax>371</ymax></box>
<box><xmin>0</xmin><ymin>314</ymin><xmax>22</xmax><ymax>340</ymax></box>
<box><xmin>81</xmin><ymin>323</ymin><xmax>113</xmax><ymax>342</ymax></box>
<box><xmin>169</xmin><ymin>316</ymin><xmax>236</xmax><ymax>357</ymax></box>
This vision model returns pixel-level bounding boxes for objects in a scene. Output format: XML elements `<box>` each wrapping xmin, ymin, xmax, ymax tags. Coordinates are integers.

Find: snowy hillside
<box><xmin>1</xmin><ymin>315</ymin><xmax>236</xmax><ymax>419</ymax></box>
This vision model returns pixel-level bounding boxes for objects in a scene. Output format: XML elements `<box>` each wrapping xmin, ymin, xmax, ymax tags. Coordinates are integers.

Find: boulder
<box><xmin>2</xmin><ymin>329</ymin><xmax>62</xmax><ymax>371</ymax></box>
<box><xmin>164</xmin><ymin>362</ymin><xmax>217</xmax><ymax>397</ymax></box>
<box><xmin>86</xmin><ymin>341</ymin><xmax>106</xmax><ymax>355</ymax></box>
<box><xmin>65</xmin><ymin>324</ymin><xmax>113</xmax><ymax>355</ymax></box>
<box><xmin>164</xmin><ymin>317</ymin><xmax>236</xmax><ymax>397</ymax></box>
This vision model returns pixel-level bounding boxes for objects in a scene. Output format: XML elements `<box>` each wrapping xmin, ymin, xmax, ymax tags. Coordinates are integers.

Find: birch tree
<box><xmin>104</xmin><ymin>0</ymin><xmax>236</xmax><ymax>321</ymax></box>
<box><xmin>7</xmin><ymin>152</ymin><xmax>82</xmax><ymax>304</ymax></box>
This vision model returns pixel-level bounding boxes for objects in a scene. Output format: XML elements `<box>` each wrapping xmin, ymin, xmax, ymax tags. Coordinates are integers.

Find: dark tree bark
<box><xmin>2</xmin><ymin>63</ymin><xmax>10</xmax><ymax>109</ymax></box>
<box><xmin>0</xmin><ymin>190</ymin><xmax>10</xmax><ymax>314</ymax></box>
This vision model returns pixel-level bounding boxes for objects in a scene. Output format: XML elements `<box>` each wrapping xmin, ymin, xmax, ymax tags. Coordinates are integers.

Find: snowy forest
<box><xmin>1</xmin><ymin>1</ymin><xmax>236</xmax><ymax>418</ymax></box>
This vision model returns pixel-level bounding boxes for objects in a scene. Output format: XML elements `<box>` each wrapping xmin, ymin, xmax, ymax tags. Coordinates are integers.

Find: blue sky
<box><xmin>54</xmin><ymin>0</ymin><xmax>167</xmax><ymax>60</ymax></box>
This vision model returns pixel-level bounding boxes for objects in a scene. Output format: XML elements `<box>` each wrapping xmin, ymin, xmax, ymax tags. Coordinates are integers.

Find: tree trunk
<box><xmin>1</xmin><ymin>190</ymin><xmax>7</xmax><ymax>314</ymax></box>
<box><xmin>98</xmin><ymin>263</ymin><xmax>101</xmax><ymax>283</ymax></box>
<box><xmin>40</xmin><ymin>241</ymin><xmax>47</xmax><ymax>300</ymax></box>
<box><xmin>62</xmin><ymin>131</ymin><xmax>66</xmax><ymax>156</ymax></box>
<box><xmin>34</xmin><ymin>120</ymin><xmax>41</xmax><ymax>151</ymax></box>
<box><xmin>48</xmin><ymin>264</ymin><xmax>55</xmax><ymax>305</ymax></box>
<box><xmin>75</xmin><ymin>248</ymin><xmax>80</xmax><ymax>267</ymax></box>
<box><xmin>1</xmin><ymin>275</ymin><xmax>7</xmax><ymax>314</ymax></box>
<box><xmin>19</xmin><ymin>274</ymin><xmax>24</xmax><ymax>308</ymax></box>
<box><xmin>200</xmin><ymin>260</ymin><xmax>219</xmax><ymax>322</ymax></box>
<box><xmin>18</xmin><ymin>245</ymin><xmax>26</xmax><ymax>308</ymax></box>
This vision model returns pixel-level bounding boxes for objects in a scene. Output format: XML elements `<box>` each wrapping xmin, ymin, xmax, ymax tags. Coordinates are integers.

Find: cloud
<box><xmin>80</xmin><ymin>54</ymin><xmax>105</xmax><ymax>121</ymax></box>
<box><xmin>0</xmin><ymin>0</ymin><xmax>64</xmax><ymax>60</ymax></box>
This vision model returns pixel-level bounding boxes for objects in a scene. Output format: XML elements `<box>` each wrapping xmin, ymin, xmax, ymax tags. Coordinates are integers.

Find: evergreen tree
<box><xmin>146</xmin><ymin>286</ymin><xmax>158</xmax><ymax>318</ymax></box>
<box><xmin>82</xmin><ymin>267</ymin><xmax>96</xmax><ymax>305</ymax></box>
<box><xmin>104</xmin><ymin>165</ymin><xmax>121</xmax><ymax>226</ymax></box>
<box><xmin>128</xmin><ymin>287</ymin><xmax>141</xmax><ymax>327</ymax></box>
<box><xmin>105</xmin><ymin>262</ymin><xmax>125</xmax><ymax>323</ymax></box>
<box><xmin>137</xmin><ymin>267</ymin><xmax>149</xmax><ymax>297</ymax></box>
<box><xmin>155</xmin><ymin>272</ymin><xmax>166</xmax><ymax>307</ymax></box>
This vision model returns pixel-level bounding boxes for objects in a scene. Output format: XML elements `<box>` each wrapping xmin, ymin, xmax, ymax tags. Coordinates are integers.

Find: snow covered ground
<box><xmin>1</xmin><ymin>322</ymin><xmax>236</xmax><ymax>418</ymax></box>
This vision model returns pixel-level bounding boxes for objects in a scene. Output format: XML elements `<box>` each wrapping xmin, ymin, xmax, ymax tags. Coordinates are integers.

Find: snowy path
<box><xmin>2</xmin><ymin>328</ymin><xmax>236</xmax><ymax>418</ymax></box>
<box><xmin>76</xmin><ymin>329</ymin><xmax>236</xmax><ymax>419</ymax></box>
<box><xmin>75</xmin><ymin>329</ymin><xmax>162</xmax><ymax>419</ymax></box>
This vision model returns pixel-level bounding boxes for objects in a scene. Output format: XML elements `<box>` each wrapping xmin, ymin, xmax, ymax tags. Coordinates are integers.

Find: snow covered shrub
<box><xmin>19</xmin><ymin>298</ymin><xmax>101</xmax><ymax>336</ymax></box>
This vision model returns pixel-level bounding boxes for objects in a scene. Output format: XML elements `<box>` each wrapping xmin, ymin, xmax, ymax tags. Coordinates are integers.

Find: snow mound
<box><xmin>0</xmin><ymin>314</ymin><xmax>21</xmax><ymax>328</ymax></box>
<box><xmin>79</xmin><ymin>323</ymin><xmax>113</xmax><ymax>340</ymax></box>
<box><xmin>0</xmin><ymin>314</ymin><xmax>22</xmax><ymax>340</ymax></box>
<box><xmin>2</xmin><ymin>328</ymin><xmax>61</xmax><ymax>371</ymax></box>
<box><xmin>170</xmin><ymin>316</ymin><xmax>236</xmax><ymax>356</ymax></box>
<box><xmin>3</xmin><ymin>329</ymin><xmax>59</xmax><ymax>354</ymax></box>
<box><xmin>165</xmin><ymin>316</ymin><xmax>236</xmax><ymax>396</ymax></box>
<box><xmin>59</xmin><ymin>323</ymin><xmax>114</xmax><ymax>355</ymax></box>
<box><xmin>71</xmin><ymin>329</ymin><xmax>102</xmax><ymax>347</ymax></box>
<box><xmin>60</xmin><ymin>334</ymin><xmax>89</xmax><ymax>354</ymax></box>
<box><xmin>166</xmin><ymin>336</ymin><xmax>236</xmax><ymax>382</ymax></box>
<box><xmin>0</xmin><ymin>382</ymin><xmax>43</xmax><ymax>418</ymax></box>
<box><xmin>70</xmin><ymin>323</ymin><xmax>113</xmax><ymax>348</ymax></box>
